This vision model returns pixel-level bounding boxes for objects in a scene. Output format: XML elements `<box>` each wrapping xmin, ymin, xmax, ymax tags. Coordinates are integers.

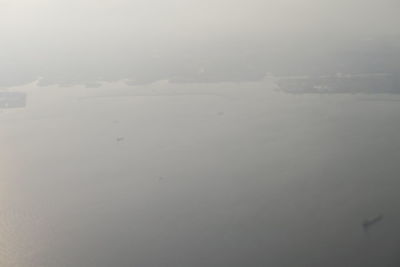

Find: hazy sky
<box><xmin>0</xmin><ymin>0</ymin><xmax>399</xmax><ymax>87</ymax></box>
<box><xmin>1</xmin><ymin>0</ymin><xmax>399</xmax><ymax>39</ymax></box>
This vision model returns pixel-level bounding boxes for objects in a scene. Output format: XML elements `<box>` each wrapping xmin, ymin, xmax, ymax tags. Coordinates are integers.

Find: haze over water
<box><xmin>1</xmin><ymin>0</ymin><xmax>400</xmax><ymax>266</ymax></box>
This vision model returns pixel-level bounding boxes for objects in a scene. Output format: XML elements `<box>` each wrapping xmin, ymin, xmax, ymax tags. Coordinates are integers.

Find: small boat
<box><xmin>362</xmin><ymin>214</ymin><xmax>383</xmax><ymax>232</ymax></box>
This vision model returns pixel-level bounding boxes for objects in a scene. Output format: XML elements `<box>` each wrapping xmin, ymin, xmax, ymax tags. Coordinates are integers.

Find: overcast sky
<box><xmin>1</xmin><ymin>0</ymin><xmax>399</xmax><ymax>40</ymax></box>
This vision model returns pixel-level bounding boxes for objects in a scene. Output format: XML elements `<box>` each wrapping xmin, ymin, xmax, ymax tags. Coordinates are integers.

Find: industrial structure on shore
<box><xmin>0</xmin><ymin>91</ymin><xmax>26</xmax><ymax>109</ymax></box>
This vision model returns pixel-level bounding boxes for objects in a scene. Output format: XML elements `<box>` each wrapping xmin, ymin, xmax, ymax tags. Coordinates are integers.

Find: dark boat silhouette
<box><xmin>362</xmin><ymin>214</ymin><xmax>383</xmax><ymax>232</ymax></box>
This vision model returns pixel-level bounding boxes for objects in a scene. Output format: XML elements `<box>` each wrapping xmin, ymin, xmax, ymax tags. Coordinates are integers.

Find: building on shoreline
<box><xmin>0</xmin><ymin>91</ymin><xmax>26</xmax><ymax>109</ymax></box>
<box><xmin>276</xmin><ymin>73</ymin><xmax>398</xmax><ymax>94</ymax></box>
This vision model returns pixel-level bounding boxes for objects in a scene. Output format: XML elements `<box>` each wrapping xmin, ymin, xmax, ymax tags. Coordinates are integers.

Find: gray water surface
<box><xmin>1</xmin><ymin>79</ymin><xmax>400</xmax><ymax>266</ymax></box>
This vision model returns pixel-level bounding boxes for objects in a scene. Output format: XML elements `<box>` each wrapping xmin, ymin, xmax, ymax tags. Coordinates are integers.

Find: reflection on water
<box><xmin>1</xmin><ymin>79</ymin><xmax>400</xmax><ymax>266</ymax></box>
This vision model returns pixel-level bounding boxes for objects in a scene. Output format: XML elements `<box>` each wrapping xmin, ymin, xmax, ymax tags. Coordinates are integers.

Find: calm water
<box><xmin>1</xmin><ymin>78</ymin><xmax>400</xmax><ymax>266</ymax></box>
